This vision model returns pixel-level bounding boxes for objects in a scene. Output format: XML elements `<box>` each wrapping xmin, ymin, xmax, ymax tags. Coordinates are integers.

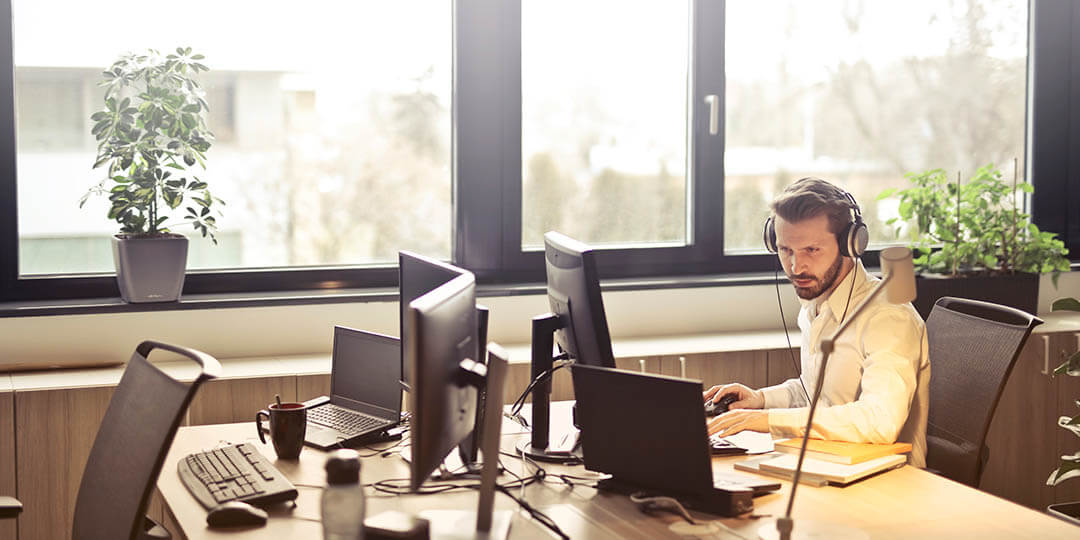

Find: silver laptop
<box><xmin>302</xmin><ymin>326</ymin><xmax>402</xmax><ymax>449</ymax></box>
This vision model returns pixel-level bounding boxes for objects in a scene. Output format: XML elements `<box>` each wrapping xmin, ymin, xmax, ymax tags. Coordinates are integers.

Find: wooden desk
<box><xmin>158</xmin><ymin>421</ymin><xmax>1078</xmax><ymax>539</ymax></box>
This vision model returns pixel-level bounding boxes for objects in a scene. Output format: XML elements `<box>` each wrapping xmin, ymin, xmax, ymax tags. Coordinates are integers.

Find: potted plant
<box><xmin>877</xmin><ymin>162</ymin><xmax>1069</xmax><ymax>318</ymax></box>
<box><xmin>1047</xmin><ymin>296</ymin><xmax>1080</xmax><ymax>525</ymax></box>
<box><xmin>80</xmin><ymin>47</ymin><xmax>222</xmax><ymax>303</ymax></box>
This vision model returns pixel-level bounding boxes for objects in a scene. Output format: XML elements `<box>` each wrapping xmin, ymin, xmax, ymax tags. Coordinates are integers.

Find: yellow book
<box><xmin>773</xmin><ymin>438</ymin><xmax>912</xmax><ymax>465</ymax></box>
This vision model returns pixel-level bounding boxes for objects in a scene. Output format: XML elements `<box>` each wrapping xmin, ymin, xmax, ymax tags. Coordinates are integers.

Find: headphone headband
<box><xmin>763</xmin><ymin>186</ymin><xmax>868</xmax><ymax>258</ymax></box>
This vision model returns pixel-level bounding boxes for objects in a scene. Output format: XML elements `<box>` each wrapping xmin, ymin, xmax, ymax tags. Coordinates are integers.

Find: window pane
<box><xmin>14</xmin><ymin>0</ymin><xmax>451</xmax><ymax>276</ymax></box>
<box><xmin>521</xmin><ymin>1</ymin><xmax>690</xmax><ymax>249</ymax></box>
<box><xmin>724</xmin><ymin>0</ymin><xmax>1027</xmax><ymax>252</ymax></box>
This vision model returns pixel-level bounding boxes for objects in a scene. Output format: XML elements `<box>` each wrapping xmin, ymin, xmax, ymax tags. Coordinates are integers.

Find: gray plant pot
<box><xmin>112</xmin><ymin>235</ymin><xmax>188</xmax><ymax>303</ymax></box>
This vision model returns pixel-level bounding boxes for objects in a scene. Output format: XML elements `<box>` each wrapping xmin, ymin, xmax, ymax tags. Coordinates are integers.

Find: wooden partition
<box><xmin>14</xmin><ymin>386</ymin><xmax>115</xmax><ymax>540</ymax></box>
<box><xmin>1</xmin><ymin>377</ymin><xmax>15</xmax><ymax>540</ymax></box>
<box><xmin>5</xmin><ymin>323</ymin><xmax>1080</xmax><ymax>539</ymax></box>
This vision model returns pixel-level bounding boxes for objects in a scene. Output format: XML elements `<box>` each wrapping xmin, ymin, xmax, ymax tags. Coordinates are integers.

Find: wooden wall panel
<box><xmin>767</xmin><ymin>348</ymin><xmax>801</xmax><ymax>387</ymax></box>
<box><xmin>502</xmin><ymin>362</ymin><xmax>573</xmax><ymax>406</ymax></box>
<box><xmin>669</xmin><ymin>351</ymin><xmax>769</xmax><ymax>391</ymax></box>
<box><xmin>0</xmin><ymin>382</ymin><xmax>15</xmax><ymax>540</ymax></box>
<box><xmin>186</xmin><ymin>377</ymin><xmax>296</xmax><ymax>426</ymax></box>
<box><xmin>615</xmin><ymin>356</ymin><xmax>664</xmax><ymax>375</ymax></box>
<box><xmin>1055</xmin><ymin>332</ymin><xmax>1080</xmax><ymax>504</ymax></box>
<box><xmin>981</xmin><ymin>334</ymin><xmax>1058</xmax><ymax>509</ymax></box>
<box><xmin>296</xmin><ymin>374</ymin><xmax>331</xmax><ymax>402</ymax></box>
<box><xmin>15</xmin><ymin>386</ymin><xmax>114</xmax><ymax>540</ymax></box>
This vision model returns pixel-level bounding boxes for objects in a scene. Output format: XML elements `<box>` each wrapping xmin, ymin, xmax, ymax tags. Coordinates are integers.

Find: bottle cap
<box><xmin>324</xmin><ymin>449</ymin><xmax>361</xmax><ymax>485</ymax></box>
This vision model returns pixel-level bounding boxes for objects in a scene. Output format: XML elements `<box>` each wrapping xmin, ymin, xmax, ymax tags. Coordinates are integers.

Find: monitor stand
<box><xmin>517</xmin><ymin>313</ymin><xmax>580</xmax><ymax>463</ymax></box>
<box><xmin>417</xmin><ymin>345</ymin><xmax>515</xmax><ymax>540</ymax></box>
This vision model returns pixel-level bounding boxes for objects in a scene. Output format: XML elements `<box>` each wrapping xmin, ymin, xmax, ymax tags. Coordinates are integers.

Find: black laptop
<box><xmin>571</xmin><ymin>364</ymin><xmax>780</xmax><ymax>516</ymax></box>
<box><xmin>301</xmin><ymin>327</ymin><xmax>402</xmax><ymax>449</ymax></box>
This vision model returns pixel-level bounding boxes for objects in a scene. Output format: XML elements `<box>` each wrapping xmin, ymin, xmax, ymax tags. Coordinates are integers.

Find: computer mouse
<box><xmin>206</xmin><ymin>500</ymin><xmax>269</xmax><ymax>528</ymax></box>
<box><xmin>705</xmin><ymin>393</ymin><xmax>739</xmax><ymax>417</ymax></box>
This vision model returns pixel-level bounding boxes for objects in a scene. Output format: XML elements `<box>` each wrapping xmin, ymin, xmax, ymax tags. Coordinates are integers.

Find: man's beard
<box><xmin>788</xmin><ymin>253</ymin><xmax>845</xmax><ymax>300</ymax></box>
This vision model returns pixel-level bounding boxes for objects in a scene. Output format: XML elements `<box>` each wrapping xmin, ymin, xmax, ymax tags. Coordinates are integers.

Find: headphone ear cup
<box><xmin>850</xmin><ymin>220</ymin><xmax>869</xmax><ymax>257</ymax></box>
<box><xmin>840</xmin><ymin>219</ymin><xmax>869</xmax><ymax>257</ymax></box>
<box><xmin>763</xmin><ymin>216</ymin><xmax>777</xmax><ymax>253</ymax></box>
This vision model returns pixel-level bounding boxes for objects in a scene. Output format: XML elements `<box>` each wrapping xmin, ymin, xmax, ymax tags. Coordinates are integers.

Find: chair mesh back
<box><xmin>71</xmin><ymin>350</ymin><xmax>194</xmax><ymax>540</ymax></box>
<box><xmin>925</xmin><ymin>296</ymin><xmax>1040</xmax><ymax>487</ymax></box>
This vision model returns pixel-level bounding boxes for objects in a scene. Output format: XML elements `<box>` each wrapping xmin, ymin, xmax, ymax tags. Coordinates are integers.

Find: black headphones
<box><xmin>763</xmin><ymin>188</ymin><xmax>868</xmax><ymax>258</ymax></box>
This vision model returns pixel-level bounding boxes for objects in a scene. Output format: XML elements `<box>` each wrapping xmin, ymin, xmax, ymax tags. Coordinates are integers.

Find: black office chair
<box><xmin>71</xmin><ymin>340</ymin><xmax>221</xmax><ymax>540</ymax></box>
<box><xmin>924</xmin><ymin>296</ymin><xmax>1042</xmax><ymax>487</ymax></box>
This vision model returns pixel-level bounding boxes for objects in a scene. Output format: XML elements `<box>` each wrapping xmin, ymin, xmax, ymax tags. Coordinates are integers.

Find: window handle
<box><xmin>704</xmin><ymin>94</ymin><xmax>719</xmax><ymax>135</ymax></box>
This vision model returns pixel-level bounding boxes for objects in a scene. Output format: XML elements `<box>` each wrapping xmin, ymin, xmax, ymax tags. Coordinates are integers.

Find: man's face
<box><xmin>774</xmin><ymin>213</ymin><xmax>851</xmax><ymax>300</ymax></box>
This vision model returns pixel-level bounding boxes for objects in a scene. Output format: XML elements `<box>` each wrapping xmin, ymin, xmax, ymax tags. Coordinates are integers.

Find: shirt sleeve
<box><xmin>767</xmin><ymin>306</ymin><xmax>924</xmax><ymax>443</ymax></box>
<box><xmin>760</xmin><ymin>377</ymin><xmax>809</xmax><ymax>409</ymax></box>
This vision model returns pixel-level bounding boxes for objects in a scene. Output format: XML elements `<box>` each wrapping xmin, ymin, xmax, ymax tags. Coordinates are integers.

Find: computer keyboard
<box><xmin>177</xmin><ymin>442</ymin><xmax>298</xmax><ymax>509</ymax></box>
<box><xmin>309</xmin><ymin>405</ymin><xmax>390</xmax><ymax>436</ymax></box>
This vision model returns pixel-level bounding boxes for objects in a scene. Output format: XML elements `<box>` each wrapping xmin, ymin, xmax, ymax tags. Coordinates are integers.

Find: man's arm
<box><xmin>760</xmin><ymin>377</ymin><xmax>810</xmax><ymax>409</ymax></box>
<box><xmin>766</xmin><ymin>306</ymin><xmax>925</xmax><ymax>443</ymax></box>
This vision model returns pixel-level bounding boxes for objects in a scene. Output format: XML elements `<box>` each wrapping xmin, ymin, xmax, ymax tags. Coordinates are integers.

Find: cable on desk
<box><xmin>498</xmin><ymin>450</ymin><xmax>591</xmax><ymax>486</ymax></box>
<box><xmin>353</xmin><ymin>432</ymin><xmax>411</xmax><ymax>458</ymax></box>
<box><xmin>507</xmin><ymin>355</ymin><xmax>572</xmax><ymax>424</ymax></box>
<box><xmin>366</xmin><ymin>465</ymin><xmax>542</xmax><ymax>497</ymax></box>
<box><xmin>494</xmin><ymin>484</ymin><xmax>570</xmax><ymax>540</ymax></box>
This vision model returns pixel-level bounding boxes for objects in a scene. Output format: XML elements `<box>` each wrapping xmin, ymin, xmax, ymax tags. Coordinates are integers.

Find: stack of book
<box><xmin>734</xmin><ymin>438</ymin><xmax>912</xmax><ymax>486</ymax></box>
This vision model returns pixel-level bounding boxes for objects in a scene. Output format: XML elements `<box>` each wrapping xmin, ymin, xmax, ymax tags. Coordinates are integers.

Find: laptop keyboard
<box><xmin>309</xmin><ymin>405</ymin><xmax>391</xmax><ymax>436</ymax></box>
<box><xmin>710</xmin><ymin>435</ymin><xmax>749</xmax><ymax>456</ymax></box>
<box><xmin>713</xmin><ymin>471</ymin><xmax>765</xmax><ymax>490</ymax></box>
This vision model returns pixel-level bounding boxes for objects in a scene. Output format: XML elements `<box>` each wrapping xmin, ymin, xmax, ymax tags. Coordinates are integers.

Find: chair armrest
<box><xmin>0</xmin><ymin>496</ymin><xmax>23</xmax><ymax>518</ymax></box>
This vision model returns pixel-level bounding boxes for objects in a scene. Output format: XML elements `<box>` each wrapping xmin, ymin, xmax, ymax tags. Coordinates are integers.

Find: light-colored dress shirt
<box><xmin>760</xmin><ymin>260</ymin><xmax>930</xmax><ymax>468</ymax></box>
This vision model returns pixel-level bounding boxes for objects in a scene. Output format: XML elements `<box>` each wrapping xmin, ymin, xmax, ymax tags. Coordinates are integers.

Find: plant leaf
<box><xmin>1047</xmin><ymin>453</ymin><xmax>1080</xmax><ymax>486</ymax></box>
<box><xmin>876</xmin><ymin>187</ymin><xmax>898</xmax><ymax>200</ymax></box>
<box><xmin>1052</xmin><ymin>298</ymin><xmax>1080</xmax><ymax>312</ymax></box>
<box><xmin>1054</xmin><ymin>351</ymin><xmax>1080</xmax><ymax>377</ymax></box>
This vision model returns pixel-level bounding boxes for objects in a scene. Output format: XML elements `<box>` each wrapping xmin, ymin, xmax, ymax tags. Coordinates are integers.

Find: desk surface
<box><xmin>158</xmin><ymin>420</ymin><xmax>1078</xmax><ymax>540</ymax></box>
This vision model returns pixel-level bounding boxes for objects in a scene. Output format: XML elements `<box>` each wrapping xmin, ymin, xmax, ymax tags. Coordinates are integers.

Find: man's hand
<box><xmin>703</xmin><ymin>383</ymin><xmax>764</xmax><ymax>410</ymax></box>
<box><xmin>708</xmin><ymin>409</ymin><xmax>769</xmax><ymax>437</ymax></box>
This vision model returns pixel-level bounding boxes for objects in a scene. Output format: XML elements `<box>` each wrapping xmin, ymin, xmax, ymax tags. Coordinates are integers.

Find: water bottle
<box><xmin>322</xmin><ymin>449</ymin><xmax>365</xmax><ymax>540</ymax></box>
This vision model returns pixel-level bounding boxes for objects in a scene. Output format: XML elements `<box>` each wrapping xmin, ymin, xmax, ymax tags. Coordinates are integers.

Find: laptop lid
<box><xmin>330</xmin><ymin>326</ymin><xmax>402</xmax><ymax>420</ymax></box>
<box><xmin>571</xmin><ymin>364</ymin><xmax>713</xmax><ymax>495</ymax></box>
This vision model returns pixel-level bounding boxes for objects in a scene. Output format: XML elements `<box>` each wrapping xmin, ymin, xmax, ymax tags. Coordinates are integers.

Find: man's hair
<box><xmin>769</xmin><ymin>177</ymin><xmax>855</xmax><ymax>237</ymax></box>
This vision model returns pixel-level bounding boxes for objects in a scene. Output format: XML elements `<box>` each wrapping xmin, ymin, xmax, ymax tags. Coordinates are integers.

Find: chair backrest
<box><xmin>925</xmin><ymin>296</ymin><xmax>1041</xmax><ymax>487</ymax></box>
<box><xmin>71</xmin><ymin>341</ymin><xmax>220</xmax><ymax>540</ymax></box>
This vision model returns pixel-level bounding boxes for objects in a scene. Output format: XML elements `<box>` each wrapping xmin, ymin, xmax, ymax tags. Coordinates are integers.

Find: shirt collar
<box><xmin>816</xmin><ymin>259</ymin><xmax>868</xmax><ymax>321</ymax></box>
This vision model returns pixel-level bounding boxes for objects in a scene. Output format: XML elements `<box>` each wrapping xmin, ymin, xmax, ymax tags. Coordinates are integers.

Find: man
<box><xmin>705</xmin><ymin>177</ymin><xmax>930</xmax><ymax>467</ymax></box>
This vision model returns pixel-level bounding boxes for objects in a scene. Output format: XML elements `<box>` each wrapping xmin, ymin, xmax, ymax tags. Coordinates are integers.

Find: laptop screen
<box><xmin>331</xmin><ymin>327</ymin><xmax>402</xmax><ymax>419</ymax></box>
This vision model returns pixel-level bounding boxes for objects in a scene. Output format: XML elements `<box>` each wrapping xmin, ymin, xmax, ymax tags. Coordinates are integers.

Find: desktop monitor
<box><xmin>406</xmin><ymin>271</ymin><xmax>479</xmax><ymax>491</ymax></box>
<box><xmin>544</xmin><ymin>231</ymin><xmax>616</xmax><ymax>368</ymax></box>
<box><xmin>399</xmin><ymin>251</ymin><xmax>468</xmax><ymax>386</ymax></box>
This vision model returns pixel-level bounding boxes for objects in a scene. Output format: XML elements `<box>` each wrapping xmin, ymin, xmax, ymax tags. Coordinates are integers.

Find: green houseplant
<box><xmin>1047</xmin><ymin>296</ymin><xmax>1080</xmax><ymax>525</ymax></box>
<box><xmin>877</xmin><ymin>163</ymin><xmax>1069</xmax><ymax>317</ymax></box>
<box><xmin>80</xmin><ymin>47</ymin><xmax>222</xmax><ymax>302</ymax></box>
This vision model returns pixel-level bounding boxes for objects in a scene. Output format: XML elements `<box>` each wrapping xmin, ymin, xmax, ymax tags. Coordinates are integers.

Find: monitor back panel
<box><xmin>571</xmin><ymin>364</ymin><xmax>713</xmax><ymax>495</ymax></box>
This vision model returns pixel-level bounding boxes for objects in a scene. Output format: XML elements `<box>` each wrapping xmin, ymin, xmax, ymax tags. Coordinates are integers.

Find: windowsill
<box><xmin>4</xmin><ymin>261</ymin><xmax>1077</xmax><ymax>319</ymax></box>
<box><xmin>0</xmin><ymin>271</ymin><xmax>781</xmax><ymax>319</ymax></box>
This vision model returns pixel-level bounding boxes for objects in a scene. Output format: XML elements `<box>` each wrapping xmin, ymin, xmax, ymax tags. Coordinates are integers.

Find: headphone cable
<box><xmin>774</xmin><ymin>262</ymin><xmax>811</xmax><ymax>404</ymax></box>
